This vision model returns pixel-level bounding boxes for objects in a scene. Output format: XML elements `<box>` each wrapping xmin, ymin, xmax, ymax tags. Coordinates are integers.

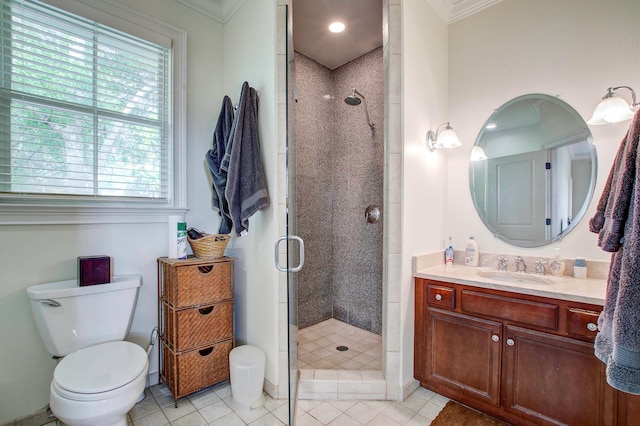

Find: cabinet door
<box><xmin>617</xmin><ymin>392</ymin><xmax>640</xmax><ymax>425</ymax></box>
<box><xmin>426</xmin><ymin>307</ymin><xmax>502</xmax><ymax>406</ymax></box>
<box><xmin>503</xmin><ymin>325</ymin><xmax>607</xmax><ymax>426</ymax></box>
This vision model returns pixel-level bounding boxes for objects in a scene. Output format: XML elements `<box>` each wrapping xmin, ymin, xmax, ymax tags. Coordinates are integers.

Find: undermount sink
<box><xmin>476</xmin><ymin>270</ymin><xmax>553</xmax><ymax>285</ymax></box>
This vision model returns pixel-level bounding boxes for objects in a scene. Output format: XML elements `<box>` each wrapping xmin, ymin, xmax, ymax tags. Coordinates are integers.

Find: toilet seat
<box><xmin>53</xmin><ymin>341</ymin><xmax>148</xmax><ymax>401</ymax></box>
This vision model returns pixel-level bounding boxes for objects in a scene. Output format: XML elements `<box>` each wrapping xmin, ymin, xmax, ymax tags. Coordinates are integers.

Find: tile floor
<box><xmin>44</xmin><ymin>381</ymin><xmax>448</xmax><ymax>425</ymax></box>
<box><xmin>43</xmin><ymin>319</ymin><xmax>450</xmax><ymax>425</ymax></box>
<box><xmin>298</xmin><ymin>319</ymin><xmax>382</xmax><ymax>370</ymax></box>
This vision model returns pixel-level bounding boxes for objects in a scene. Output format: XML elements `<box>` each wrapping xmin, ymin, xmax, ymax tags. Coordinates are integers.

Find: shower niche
<box><xmin>294</xmin><ymin>47</ymin><xmax>384</xmax><ymax>351</ymax></box>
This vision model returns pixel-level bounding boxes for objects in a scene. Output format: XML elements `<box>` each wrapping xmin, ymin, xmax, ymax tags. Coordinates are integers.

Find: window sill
<box><xmin>0</xmin><ymin>204</ymin><xmax>189</xmax><ymax>225</ymax></box>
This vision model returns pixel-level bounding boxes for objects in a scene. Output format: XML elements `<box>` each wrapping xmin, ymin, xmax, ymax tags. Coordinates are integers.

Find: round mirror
<box><xmin>469</xmin><ymin>94</ymin><xmax>597</xmax><ymax>247</ymax></box>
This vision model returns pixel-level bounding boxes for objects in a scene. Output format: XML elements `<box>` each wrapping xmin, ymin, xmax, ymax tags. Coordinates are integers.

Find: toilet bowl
<box><xmin>49</xmin><ymin>341</ymin><xmax>149</xmax><ymax>426</ymax></box>
<box><xmin>229</xmin><ymin>345</ymin><xmax>265</xmax><ymax>411</ymax></box>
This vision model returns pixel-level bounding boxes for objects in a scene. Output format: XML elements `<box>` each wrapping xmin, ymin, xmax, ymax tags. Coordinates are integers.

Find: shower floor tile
<box><xmin>299</xmin><ymin>318</ymin><xmax>382</xmax><ymax>370</ymax></box>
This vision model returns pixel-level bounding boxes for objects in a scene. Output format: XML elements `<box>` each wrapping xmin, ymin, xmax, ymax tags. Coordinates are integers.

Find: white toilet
<box><xmin>27</xmin><ymin>275</ymin><xmax>148</xmax><ymax>426</ymax></box>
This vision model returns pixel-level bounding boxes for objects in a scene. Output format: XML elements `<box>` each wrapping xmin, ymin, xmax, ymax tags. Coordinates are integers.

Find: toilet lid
<box><xmin>54</xmin><ymin>341</ymin><xmax>147</xmax><ymax>394</ymax></box>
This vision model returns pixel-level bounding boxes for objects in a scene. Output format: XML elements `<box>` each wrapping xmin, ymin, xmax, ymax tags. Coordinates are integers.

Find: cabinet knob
<box><xmin>587</xmin><ymin>322</ymin><xmax>598</xmax><ymax>332</ymax></box>
<box><xmin>506</xmin><ymin>338</ymin><xmax>515</xmax><ymax>346</ymax></box>
<box><xmin>491</xmin><ymin>334</ymin><xmax>499</xmax><ymax>342</ymax></box>
<box><xmin>435</xmin><ymin>294</ymin><xmax>442</xmax><ymax>301</ymax></box>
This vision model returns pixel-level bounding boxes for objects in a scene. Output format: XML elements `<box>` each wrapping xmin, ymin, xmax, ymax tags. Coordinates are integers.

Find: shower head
<box><xmin>344</xmin><ymin>89</ymin><xmax>362</xmax><ymax>106</ymax></box>
<box><xmin>344</xmin><ymin>88</ymin><xmax>376</xmax><ymax>138</ymax></box>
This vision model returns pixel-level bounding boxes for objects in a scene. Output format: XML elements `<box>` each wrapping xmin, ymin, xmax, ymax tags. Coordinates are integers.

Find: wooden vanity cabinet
<box><xmin>415</xmin><ymin>278</ymin><xmax>622</xmax><ymax>426</ymax></box>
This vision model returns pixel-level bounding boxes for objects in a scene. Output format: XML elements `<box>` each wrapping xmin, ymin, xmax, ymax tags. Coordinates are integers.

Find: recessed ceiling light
<box><xmin>328</xmin><ymin>21</ymin><xmax>345</xmax><ymax>33</ymax></box>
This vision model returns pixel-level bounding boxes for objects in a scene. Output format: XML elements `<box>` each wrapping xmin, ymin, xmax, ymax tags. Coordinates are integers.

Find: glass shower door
<box><xmin>284</xmin><ymin>4</ymin><xmax>301</xmax><ymax>424</ymax></box>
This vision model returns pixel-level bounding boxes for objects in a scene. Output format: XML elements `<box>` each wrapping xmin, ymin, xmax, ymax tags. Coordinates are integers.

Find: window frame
<box><xmin>0</xmin><ymin>0</ymin><xmax>187</xmax><ymax>224</ymax></box>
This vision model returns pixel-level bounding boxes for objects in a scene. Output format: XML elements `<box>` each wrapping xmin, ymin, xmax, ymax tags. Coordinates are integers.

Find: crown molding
<box><xmin>174</xmin><ymin>0</ymin><xmax>247</xmax><ymax>24</ymax></box>
<box><xmin>428</xmin><ymin>0</ymin><xmax>502</xmax><ymax>24</ymax></box>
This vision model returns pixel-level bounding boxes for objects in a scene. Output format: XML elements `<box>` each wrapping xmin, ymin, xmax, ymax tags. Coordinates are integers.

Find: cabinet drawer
<box><xmin>426</xmin><ymin>285</ymin><xmax>455</xmax><ymax>309</ymax></box>
<box><xmin>162</xmin><ymin>339</ymin><xmax>232</xmax><ymax>398</ymax></box>
<box><xmin>461</xmin><ymin>290</ymin><xmax>558</xmax><ymax>330</ymax></box>
<box><xmin>164</xmin><ymin>300</ymin><xmax>233</xmax><ymax>351</ymax></box>
<box><xmin>163</xmin><ymin>261</ymin><xmax>232</xmax><ymax>307</ymax></box>
<box><xmin>567</xmin><ymin>308</ymin><xmax>600</xmax><ymax>340</ymax></box>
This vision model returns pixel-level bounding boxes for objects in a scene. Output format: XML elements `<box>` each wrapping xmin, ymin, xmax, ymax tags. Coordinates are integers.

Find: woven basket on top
<box><xmin>187</xmin><ymin>233</ymin><xmax>230</xmax><ymax>259</ymax></box>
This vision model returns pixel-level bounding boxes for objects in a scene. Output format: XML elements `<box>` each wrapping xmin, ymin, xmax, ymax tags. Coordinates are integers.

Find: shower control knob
<box><xmin>365</xmin><ymin>205</ymin><xmax>381</xmax><ymax>224</ymax></box>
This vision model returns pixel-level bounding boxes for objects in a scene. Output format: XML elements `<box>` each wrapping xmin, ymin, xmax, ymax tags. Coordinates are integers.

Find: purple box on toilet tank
<box><xmin>77</xmin><ymin>256</ymin><xmax>111</xmax><ymax>286</ymax></box>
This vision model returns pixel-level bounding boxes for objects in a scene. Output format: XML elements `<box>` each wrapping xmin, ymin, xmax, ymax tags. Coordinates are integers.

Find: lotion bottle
<box><xmin>465</xmin><ymin>236</ymin><xmax>479</xmax><ymax>266</ymax></box>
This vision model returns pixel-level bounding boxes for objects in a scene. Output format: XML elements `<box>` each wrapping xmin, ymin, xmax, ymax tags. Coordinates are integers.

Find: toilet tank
<box><xmin>27</xmin><ymin>275</ymin><xmax>142</xmax><ymax>357</ymax></box>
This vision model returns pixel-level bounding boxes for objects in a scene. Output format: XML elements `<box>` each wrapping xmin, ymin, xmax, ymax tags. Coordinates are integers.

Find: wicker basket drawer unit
<box><xmin>157</xmin><ymin>256</ymin><xmax>235</xmax><ymax>405</ymax></box>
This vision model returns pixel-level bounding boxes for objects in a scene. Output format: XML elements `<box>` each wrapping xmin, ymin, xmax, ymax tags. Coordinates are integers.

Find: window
<box><xmin>0</xmin><ymin>0</ymin><xmax>186</xmax><ymax>221</ymax></box>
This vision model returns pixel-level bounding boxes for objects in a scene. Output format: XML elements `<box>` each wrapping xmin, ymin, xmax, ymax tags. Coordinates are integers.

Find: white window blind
<box><xmin>0</xmin><ymin>0</ymin><xmax>171</xmax><ymax>202</ymax></box>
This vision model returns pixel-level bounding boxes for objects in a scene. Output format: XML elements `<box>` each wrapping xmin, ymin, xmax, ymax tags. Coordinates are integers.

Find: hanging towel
<box><xmin>591</xmin><ymin>108</ymin><xmax>640</xmax><ymax>394</ymax></box>
<box><xmin>222</xmin><ymin>82</ymin><xmax>270</xmax><ymax>237</ymax></box>
<box><xmin>590</xmin><ymin>112</ymin><xmax>640</xmax><ymax>251</ymax></box>
<box><xmin>206</xmin><ymin>96</ymin><xmax>234</xmax><ymax>234</ymax></box>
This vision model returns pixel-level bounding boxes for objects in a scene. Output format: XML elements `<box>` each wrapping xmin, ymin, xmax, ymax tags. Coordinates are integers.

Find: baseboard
<box><xmin>9</xmin><ymin>405</ymin><xmax>55</xmax><ymax>426</ymax></box>
<box><xmin>263</xmin><ymin>377</ymin><xmax>278</xmax><ymax>399</ymax></box>
<box><xmin>401</xmin><ymin>378</ymin><xmax>420</xmax><ymax>401</ymax></box>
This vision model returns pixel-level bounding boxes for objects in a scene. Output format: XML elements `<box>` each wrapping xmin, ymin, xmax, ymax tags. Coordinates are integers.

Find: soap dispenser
<box><xmin>465</xmin><ymin>236</ymin><xmax>479</xmax><ymax>266</ymax></box>
<box><xmin>549</xmin><ymin>248</ymin><xmax>566</xmax><ymax>277</ymax></box>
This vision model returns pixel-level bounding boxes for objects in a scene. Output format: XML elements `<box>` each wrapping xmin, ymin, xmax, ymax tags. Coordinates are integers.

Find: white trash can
<box><xmin>229</xmin><ymin>345</ymin><xmax>265</xmax><ymax>411</ymax></box>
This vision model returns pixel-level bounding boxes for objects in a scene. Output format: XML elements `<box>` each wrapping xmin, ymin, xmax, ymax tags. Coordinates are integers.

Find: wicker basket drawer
<box><xmin>163</xmin><ymin>339</ymin><xmax>233</xmax><ymax>398</ymax></box>
<box><xmin>163</xmin><ymin>261</ymin><xmax>232</xmax><ymax>307</ymax></box>
<box><xmin>164</xmin><ymin>301</ymin><xmax>234</xmax><ymax>351</ymax></box>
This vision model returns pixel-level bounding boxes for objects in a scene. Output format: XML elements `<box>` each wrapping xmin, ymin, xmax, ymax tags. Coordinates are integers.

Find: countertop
<box><xmin>414</xmin><ymin>264</ymin><xmax>606</xmax><ymax>306</ymax></box>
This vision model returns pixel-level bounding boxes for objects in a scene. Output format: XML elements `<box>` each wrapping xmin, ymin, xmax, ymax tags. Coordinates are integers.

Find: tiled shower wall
<box><xmin>296</xmin><ymin>47</ymin><xmax>384</xmax><ymax>334</ymax></box>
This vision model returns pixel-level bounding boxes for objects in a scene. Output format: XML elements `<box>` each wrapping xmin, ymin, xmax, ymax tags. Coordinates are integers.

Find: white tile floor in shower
<box><xmin>298</xmin><ymin>319</ymin><xmax>382</xmax><ymax>370</ymax></box>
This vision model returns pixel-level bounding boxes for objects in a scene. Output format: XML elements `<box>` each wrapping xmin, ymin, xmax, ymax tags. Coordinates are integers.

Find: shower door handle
<box><xmin>274</xmin><ymin>235</ymin><xmax>305</xmax><ymax>272</ymax></box>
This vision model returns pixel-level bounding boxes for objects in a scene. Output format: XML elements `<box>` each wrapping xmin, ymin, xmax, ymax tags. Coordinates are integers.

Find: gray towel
<box><xmin>591</xmin><ymin>108</ymin><xmax>640</xmax><ymax>394</ymax></box>
<box><xmin>590</xmin><ymin>112</ymin><xmax>640</xmax><ymax>251</ymax></box>
<box><xmin>222</xmin><ymin>82</ymin><xmax>270</xmax><ymax>236</ymax></box>
<box><xmin>206</xmin><ymin>96</ymin><xmax>234</xmax><ymax>234</ymax></box>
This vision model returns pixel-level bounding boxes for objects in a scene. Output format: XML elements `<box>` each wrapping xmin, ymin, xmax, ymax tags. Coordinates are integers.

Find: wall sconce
<box><xmin>426</xmin><ymin>122</ymin><xmax>462</xmax><ymax>152</ymax></box>
<box><xmin>470</xmin><ymin>145</ymin><xmax>488</xmax><ymax>161</ymax></box>
<box><xmin>588</xmin><ymin>86</ymin><xmax>639</xmax><ymax>125</ymax></box>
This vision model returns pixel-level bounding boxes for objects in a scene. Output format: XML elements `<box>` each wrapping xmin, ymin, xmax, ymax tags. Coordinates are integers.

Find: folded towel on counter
<box><xmin>222</xmin><ymin>82</ymin><xmax>270</xmax><ymax>237</ymax></box>
<box><xmin>206</xmin><ymin>95</ymin><xmax>234</xmax><ymax>234</ymax></box>
<box><xmin>591</xmin><ymin>108</ymin><xmax>640</xmax><ymax>394</ymax></box>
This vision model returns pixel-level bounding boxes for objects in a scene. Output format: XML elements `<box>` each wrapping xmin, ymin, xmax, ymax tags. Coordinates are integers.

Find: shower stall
<box><xmin>294</xmin><ymin>47</ymin><xmax>384</xmax><ymax>370</ymax></box>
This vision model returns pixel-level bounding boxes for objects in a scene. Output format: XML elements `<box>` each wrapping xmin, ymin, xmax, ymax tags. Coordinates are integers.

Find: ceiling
<box><xmin>177</xmin><ymin>0</ymin><xmax>502</xmax><ymax>69</ymax></box>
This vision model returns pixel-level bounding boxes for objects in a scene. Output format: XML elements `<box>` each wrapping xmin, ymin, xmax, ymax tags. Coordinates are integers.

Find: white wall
<box><xmin>446</xmin><ymin>0</ymin><xmax>640</xmax><ymax>261</ymax></box>
<box><xmin>222</xmin><ymin>0</ymin><xmax>281</xmax><ymax>389</ymax></box>
<box><xmin>400</xmin><ymin>0</ymin><xmax>449</xmax><ymax>388</ymax></box>
<box><xmin>0</xmin><ymin>1</ymin><xmax>225</xmax><ymax>422</ymax></box>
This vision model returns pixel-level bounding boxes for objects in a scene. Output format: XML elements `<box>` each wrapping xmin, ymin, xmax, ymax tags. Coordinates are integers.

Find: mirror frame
<box><xmin>469</xmin><ymin>93</ymin><xmax>598</xmax><ymax>248</ymax></box>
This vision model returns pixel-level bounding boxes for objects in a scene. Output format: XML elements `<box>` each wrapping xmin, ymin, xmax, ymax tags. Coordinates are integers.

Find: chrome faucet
<box><xmin>497</xmin><ymin>255</ymin><xmax>508</xmax><ymax>271</ymax></box>
<box><xmin>535</xmin><ymin>260</ymin><xmax>547</xmax><ymax>275</ymax></box>
<box><xmin>514</xmin><ymin>256</ymin><xmax>527</xmax><ymax>273</ymax></box>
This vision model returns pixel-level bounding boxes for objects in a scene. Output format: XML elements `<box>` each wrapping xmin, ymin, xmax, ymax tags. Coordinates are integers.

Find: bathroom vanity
<box><xmin>414</xmin><ymin>265</ymin><xmax>640</xmax><ymax>426</ymax></box>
